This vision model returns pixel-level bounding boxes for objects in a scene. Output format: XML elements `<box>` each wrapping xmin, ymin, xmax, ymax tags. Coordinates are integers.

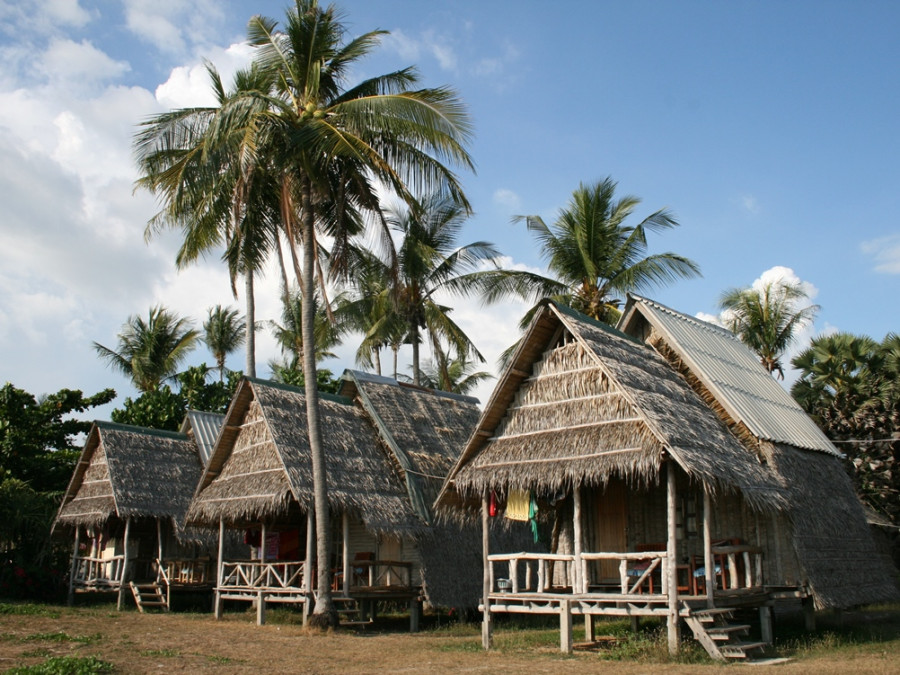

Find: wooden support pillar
<box><xmin>257</xmin><ymin>521</ymin><xmax>267</xmax><ymax>626</ymax></box>
<box><xmin>630</xmin><ymin>615</ymin><xmax>640</xmax><ymax>634</ymax></box>
<box><xmin>67</xmin><ymin>527</ymin><xmax>80</xmax><ymax>607</ymax></box>
<box><xmin>342</xmin><ymin>512</ymin><xmax>350</xmax><ymax>597</ymax></box>
<box><xmin>584</xmin><ymin>615</ymin><xmax>595</xmax><ymax>642</ymax></box>
<box><xmin>573</xmin><ymin>484</ymin><xmax>583</xmax><ymax>594</ymax></box>
<box><xmin>118</xmin><ymin>516</ymin><xmax>132</xmax><ymax>611</ymax></box>
<box><xmin>560</xmin><ymin>598</ymin><xmax>573</xmax><ymax>654</ymax></box>
<box><xmin>157</xmin><ymin>518</ymin><xmax>170</xmax><ymax>608</ymax></box>
<box><xmin>666</xmin><ymin>462</ymin><xmax>680</xmax><ymax>654</ymax></box>
<box><xmin>409</xmin><ymin>597</ymin><xmax>421</xmax><ymax>633</ymax></box>
<box><xmin>803</xmin><ymin>596</ymin><xmax>816</xmax><ymax>632</ymax></box>
<box><xmin>481</xmin><ymin>492</ymin><xmax>492</xmax><ymax>650</ymax></box>
<box><xmin>214</xmin><ymin>517</ymin><xmax>224</xmax><ymax>619</ymax></box>
<box><xmin>703</xmin><ymin>489</ymin><xmax>714</xmax><ymax>608</ymax></box>
<box><xmin>257</xmin><ymin>591</ymin><xmax>266</xmax><ymax>626</ymax></box>
<box><xmin>760</xmin><ymin>604</ymin><xmax>773</xmax><ymax>644</ymax></box>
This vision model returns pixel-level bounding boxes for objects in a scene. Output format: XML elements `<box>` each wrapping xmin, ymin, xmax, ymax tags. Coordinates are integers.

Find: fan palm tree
<box><xmin>244</xmin><ymin>0</ymin><xmax>474</xmax><ymax>624</ymax></box>
<box><xmin>134</xmin><ymin>63</ymin><xmax>280</xmax><ymax>377</ymax></box>
<box><xmin>485</xmin><ymin>178</ymin><xmax>701</xmax><ymax>326</ymax></box>
<box><xmin>720</xmin><ymin>280</ymin><xmax>819</xmax><ymax>379</ymax></box>
<box><xmin>202</xmin><ymin>305</ymin><xmax>246</xmax><ymax>381</ymax></box>
<box><xmin>93</xmin><ymin>306</ymin><xmax>199</xmax><ymax>392</ymax></box>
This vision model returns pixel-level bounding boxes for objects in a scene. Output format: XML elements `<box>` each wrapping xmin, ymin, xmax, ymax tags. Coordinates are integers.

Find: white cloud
<box><xmin>740</xmin><ymin>194</ymin><xmax>760</xmax><ymax>214</ymax></box>
<box><xmin>0</xmin><ymin>0</ymin><xmax>93</xmax><ymax>35</ymax></box>
<box><xmin>38</xmin><ymin>38</ymin><xmax>130</xmax><ymax>85</ymax></box>
<box><xmin>155</xmin><ymin>43</ymin><xmax>254</xmax><ymax>109</ymax></box>
<box><xmin>474</xmin><ymin>40</ymin><xmax>520</xmax><ymax>79</ymax></box>
<box><xmin>122</xmin><ymin>0</ymin><xmax>228</xmax><ymax>56</ymax></box>
<box><xmin>430</xmin><ymin>41</ymin><xmax>457</xmax><ymax>72</ymax></box>
<box><xmin>493</xmin><ymin>188</ymin><xmax>521</xmax><ymax>212</ymax></box>
<box><xmin>860</xmin><ymin>234</ymin><xmax>900</xmax><ymax>274</ymax></box>
<box><xmin>383</xmin><ymin>29</ymin><xmax>421</xmax><ymax>61</ymax></box>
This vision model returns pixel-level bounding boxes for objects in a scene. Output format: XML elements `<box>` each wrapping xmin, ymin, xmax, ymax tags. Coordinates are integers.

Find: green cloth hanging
<box><xmin>528</xmin><ymin>494</ymin><xmax>539</xmax><ymax>543</ymax></box>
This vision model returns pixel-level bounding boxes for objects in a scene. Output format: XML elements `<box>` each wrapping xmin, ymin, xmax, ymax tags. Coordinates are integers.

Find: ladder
<box><xmin>130</xmin><ymin>581</ymin><xmax>169</xmax><ymax>613</ymax></box>
<box><xmin>681</xmin><ymin>602</ymin><xmax>767</xmax><ymax>661</ymax></box>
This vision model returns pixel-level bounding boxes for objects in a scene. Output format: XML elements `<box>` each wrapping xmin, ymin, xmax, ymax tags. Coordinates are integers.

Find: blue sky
<box><xmin>1</xmin><ymin>0</ymin><xmax>898</xmax><ymax>414</ymax></box>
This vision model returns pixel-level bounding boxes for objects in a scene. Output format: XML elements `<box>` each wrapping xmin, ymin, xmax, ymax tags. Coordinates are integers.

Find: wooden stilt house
<box><xmin>338</xmin><ymin>370</ymin><xmax>503</xmax><ymax>610</ymax></box>
<box><xmin>436</xmin><ymin>300</ymin><xmax>898</xmax><ymax>659</ymax></box>
<box><xmin>185</xmin><ymin>378</ymin><xmax>429</xmax><ymax>627</ymax></box>
<box><xmin>54</xmin><ymin>421</ymin><xmax>215</xmax><ymax>612</ymax></box>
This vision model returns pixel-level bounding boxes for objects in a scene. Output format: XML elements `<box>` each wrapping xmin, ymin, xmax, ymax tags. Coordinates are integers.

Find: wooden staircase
<box><xmin>682</xmin><ymin>602</ymin><xmax>767</xmax><ymax>661</ymax></box>
<box><xmin>130</xmin><ymin>581</ymin><xmax>168</xmax><ymax>613</ymax></box>
<box><xmin>334</xmin><ymin>596</ymin><xmax>371</xmax><ymax>627</ymax></box>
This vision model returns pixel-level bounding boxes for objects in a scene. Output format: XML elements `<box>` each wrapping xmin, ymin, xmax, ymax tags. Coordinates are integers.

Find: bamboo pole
<box><xmin>342</xmin><ymin>512</ymin><xmax>350</xmax><ymax>597</ymax></box>
<box><xmin>118</xmin><ymin>516</ymin><xmax>131</xmax><ymax>611</ymax></box>
<box><xmin>666</xmin><ymin>463</ymin><xmax>680</xmax><ymax>654</ymax></box>
<box><xmin>67</xmin><ymin>527</ymin><xmax>80</xmax><ymax>607</ymax></box>
<box><xmin>573</xmin><ymin>484</ymin><xmax>583</xmax><ymax>594</ymax></box>
<box><xmin>215</xmin><ymin>517</ymin><xmax>224</xmax><ymax>619</ymax></box>
<box><xmin>481</xmin><ymin>492</ymin><xmax>492</xmax><ymax>650</ymax></box>
<box><xmin>703</xmin><ymin>489</ymin><xmax>714</xmax><ymax>608</ymax></box>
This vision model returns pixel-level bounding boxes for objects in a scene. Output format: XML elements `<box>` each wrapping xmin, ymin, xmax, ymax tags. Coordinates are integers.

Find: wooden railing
<box><xmin>348</xmin><ymin>559</ymin><xmax>413</xmax><ymax>588</ymax></box>
<box><xmin>707</xmin><ymin>545</ymin><xmax>764</xmax><ymax>591</ymax></box>
<box><xmin>219</xmin><ymin>560</ymin><xmax>305</xmax><ymax>592</ymax></box>
<box><xmin>158</xmin><ymin>558</ymin><xmax>213</xmax><ymax>586</ymax></box>
<box><xmin>488</xmin><ymin>550</ymin><xmax>669</xmax><ymax>597</ymax></box>
<box><xmin>72</xmin><ymin>555</ymin><xmax>126</xmax><ymax>588</ymax></box>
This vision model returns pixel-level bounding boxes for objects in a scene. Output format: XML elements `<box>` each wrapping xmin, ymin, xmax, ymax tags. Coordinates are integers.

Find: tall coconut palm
<box><xmin>245</xmin><ymin>1</ymin><xmax>473</xmax><ymax>624</ymax></box>
<box><xmin>269</xmin><ymin>287</ymin><xmax>345</xmax><ymax>368</ymax></box>
<box><xmin>134</xmin><ymin>63</ymin><xmax>279</xmax><ymax>378</ymax></box>
<box><xmin>719</xmin><ymin>280</ymin><xmax>819</xmax><ymax>379</ymax></box>
<box><xmin>202</xmin><ymin>305</ymin><xmax>246</xmax><ymax>381</ymax></box>
<box><xmin>485</xmin><ymin>178</ymin><xmax>701</xmax><ymax>326</ymax></box>
<box><xmin>417</xmin><ymin>348</ymin><xmax>493</xmax><ymax>395</ymax></box>
<box><xmin>94</xmin><ymin>306</ymin><xmax>199</xmax><ymax>392</ymax></box>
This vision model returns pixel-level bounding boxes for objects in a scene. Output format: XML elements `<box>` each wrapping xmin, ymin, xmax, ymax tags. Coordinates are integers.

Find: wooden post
<box><xmin>585</xmin><ymin>614</ymin><xmax>596</xmax><ymax>642</ymax></box>
<box><xmin>802</xmin><ymin>595</ymin><xmax>816</xmax><ymax>632</ymax></box>
<box><xmin>118</xmin><ymin>516</ymin><xmax>131</xmax><ymax>611</ymax></box>
<box><xmin>409</xmin><ymin>597</ymin><xmax>421</xmax><ymax>633</ymax></box>
<box><xmin>67</xmin><ymin>527</ymin><xmax>80</xmax><ymax>607</ymax></box>
<box><xmin>303</xmin><ymin>508</ymin><xmax>314</xmax><ymax>625</ymax></box>
<box><xmin>215</xmin><ymin>518</ymin><xmax>225</xmax><ymax>619</ymax></box>
<box><xmin>257</xmin><ymin>521</ymin><xmax>267</xmax><ymax>626</ymax></box>
<box><xmin>760</xmin><ymin>604</ymin><xmax>773</xmax><ymax>644</ymax></box>
<box><xmin>573</xmin><ymin>484</ymin><xmax>583</xmax><ymax>594</ymax></box>
<box><xmin>560</xmin><ymin>598</ymin><xmax>573</xmax><ymax>654</ymax></box>
<box><xmin>342</xmin><ymin>512</ymin><xmax>350</xmax><ymax>597</ymax></box>
<box><xmin>703</xmin><ymin>489</ymin><xmax>714</xmax><ymax>608</ymax></box>
<box><xmin>157</xmin><ymin>518</ymin><xmax>169</xmax><ymax>608</ymax></box>
<box><xmin>481</xmin><ymin>492</ymin><xmax>492</xmax><ymax>650</ymax></box>
<box><xmin>666</xmin><ymin>462</ymin><xmax>680</xmax><ymax>654</ymax></box>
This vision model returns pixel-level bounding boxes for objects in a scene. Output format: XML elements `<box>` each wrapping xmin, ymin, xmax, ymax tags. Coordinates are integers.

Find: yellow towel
<box><xmin>505</xmin><ymin>489</ymin><xmax>531</xmax><ymax>521</ymax></box>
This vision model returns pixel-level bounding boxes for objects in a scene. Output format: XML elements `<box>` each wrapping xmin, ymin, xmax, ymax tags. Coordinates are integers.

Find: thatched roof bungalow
<box><xmin>187</xmin><ymin>377</ymin><xmax>446</xmax><ymax>625</ymax></box>
<box><xmin>436</xmin><ymin>300</ymin><xmax>898</xmax><ymax>657</ymax></box>
<box><xmin>54</xmin><ymin>421</ymin><xmax>210</xmax><ymax>609</ymax></box>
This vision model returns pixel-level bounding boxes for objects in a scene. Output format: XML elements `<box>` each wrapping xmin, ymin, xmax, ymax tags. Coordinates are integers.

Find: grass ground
<box><xmin>1</xmin><ymin>600</ymin><xmax>899</xmax><ymax>674</ymax></box>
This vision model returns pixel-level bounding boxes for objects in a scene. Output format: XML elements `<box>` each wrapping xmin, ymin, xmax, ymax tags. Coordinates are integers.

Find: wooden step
<box><xmin>708</xmin><ymin>624</ymin><xmax>750</xmax><ymax>636</ymax></box>
<box><xmin>720</xmin><ymin>641</ymin><xmax>768</xmax><ymax>659</ymax></box>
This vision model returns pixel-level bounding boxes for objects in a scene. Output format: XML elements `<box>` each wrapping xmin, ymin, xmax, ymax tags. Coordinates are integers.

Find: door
<box><xmin>595</xmin><ymin>478</ymin><xmax>627</xmax><ymax>581</ymax></box>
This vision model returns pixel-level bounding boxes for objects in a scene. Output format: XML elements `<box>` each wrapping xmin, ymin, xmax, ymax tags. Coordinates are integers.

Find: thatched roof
<box><xmin>437</xmin><ymin>302</ymin><xmax>787</xmax><ymax>513</ymax></box>
<box><xmin>54</xmin><ymin>421</ymin><xmax>202</xmax><ymax>533</ymax></box>
<box><xmin>186</xmin><ymin>378</ymin><xmax>423</xmax><ymax>536</ymax></box>
<box><xmin>339</xmin><ymin>370</ymin><xmax>480</xmax><ymax>524</ymax></box>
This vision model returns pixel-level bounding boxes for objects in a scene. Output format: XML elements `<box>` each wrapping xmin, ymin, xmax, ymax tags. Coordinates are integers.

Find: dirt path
<box><xmin>1</xmin><ymin>606</ymin><xmax>899</xmax><ymax>674</ymax></box>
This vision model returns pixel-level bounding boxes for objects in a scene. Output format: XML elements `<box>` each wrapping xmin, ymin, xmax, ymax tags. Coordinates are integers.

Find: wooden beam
<box><xmin>666</xmin><ymin>463</ymin><xmax>680</xmax><ymax>654</ymax></box>
<box><xmin>573</xmin><ymin>484</ymin><xmax>583</xmax><ymax>594</ymax></box>
<box><xmin>703</xmin><ymin>489</ymin><xmax>714</xmax><ymax>608</ymax></box>
<box><xmin>118</xmin><ymin>516</ymin><xmax>131</xmax><ymax>612</ymax></box>
<box><xmin>67</xmin><ymin>527</ymin><xmax>80</xmax><ymax>607</ymax></box>
<box><xmin>481</xmin><ymin>492</ymin><xmax>492</xmax><ymax>650</ymax></box>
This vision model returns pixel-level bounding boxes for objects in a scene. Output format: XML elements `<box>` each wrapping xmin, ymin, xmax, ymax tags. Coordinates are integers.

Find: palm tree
<box><xmin>417</xmin><ymin>348</ymin><xmax>493</xmax><ymax>395</ymax></box>
<box><xmin>245</xmin><ymin>1</ymin><xmax>474</xmax><ymax>625</ymax></box>
<box><xmin>202</xmin><ymin>305</ymin><xmax>246</xmax><ymax>381</ymax></box>
<box><xmin>94</xmin><ymin>306</ymin><xmax>199</xmax><ymax>392</ymax></box>
<box><xmin>269</xmin><ymin>287</ymin><xmax>345</xmax><ymax>369</ymax></box>
<box><xmin>719</xmin><ymin>280</ymin><xmax>819</xmax><ymax>379</ymax></box>
<box><xmin>486</xmin><ymin>178</ymin><xmax>701</xmax><ymax>325</ymax></box>
<box><xmin>134</xmin><ymin>63</ymin><xmax>279</xmax><ymax>378</ymax></box>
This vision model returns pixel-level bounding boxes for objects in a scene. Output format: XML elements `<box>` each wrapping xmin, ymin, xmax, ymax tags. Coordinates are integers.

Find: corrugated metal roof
<box><xmin>181</xmin><ymin>410</ymin><xmax>225</xmax><ymax>467</ymax></box>
<box><xmin>621</xmin><ymin>295</ymin><xmax>838</xmax><ymax>455</ymax></box>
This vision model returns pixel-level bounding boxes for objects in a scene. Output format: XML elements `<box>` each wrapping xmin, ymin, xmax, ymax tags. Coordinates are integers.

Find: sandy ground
<box><xmin>1</xmin><ymin>605</ymin><xmax>899</xmax><ymax>674</ymax></box>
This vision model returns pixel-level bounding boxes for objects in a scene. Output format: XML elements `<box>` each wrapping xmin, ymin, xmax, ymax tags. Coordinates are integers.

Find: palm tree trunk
<box><xmin>245</xmin><ymin>271</ymin><xmax>256</xmax><ymax>378</ymax></box>
<box><xmin>298</xmin><ymin>179</ymin><xmax>336</xmax><ymax>626</ymax></box>
<box><xmin>374</xmin><ymin>348</ymin><xmax>381</xmax><ymax>376</ymax></box>
<box><xmin>411</xmin><ymin>322</ymin><xmax>421</xmax><ymax>386</ymax></box>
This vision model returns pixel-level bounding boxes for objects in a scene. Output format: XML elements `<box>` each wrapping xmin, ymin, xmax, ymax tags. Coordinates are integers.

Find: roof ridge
<box><xmin>629</xmin><ymin>294</ymin><xmax>740</xmax><ymax>341</ymax></box>
<box><xmin>246</xmin><ymin>376</ymin><xmax>354</xmax><ymax>406</ymax></box>
<box><xmin>550</xmin><ymin>300</ymin><xmax>643</xmax><ymax>345</ymax></box>
<box><xmin>95</xmin><ymin>420</ymin><xmax>188</xmax><ymax>440</ymax></box>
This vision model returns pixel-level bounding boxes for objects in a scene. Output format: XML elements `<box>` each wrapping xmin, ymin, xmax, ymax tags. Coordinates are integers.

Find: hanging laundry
<box><xmin>505</xmin><ymin>489</ymin><xmax>531</xmax><ymax>521</ymax></box>
<box><xmin>489</xmin><ymin>490</ymin><xmax>498</xmax><ymax>517</ymax></box>
<box><xmin>529</xmin><ymin>493</ymin><xmax>540</xmax><ymax>543</ymax></box>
